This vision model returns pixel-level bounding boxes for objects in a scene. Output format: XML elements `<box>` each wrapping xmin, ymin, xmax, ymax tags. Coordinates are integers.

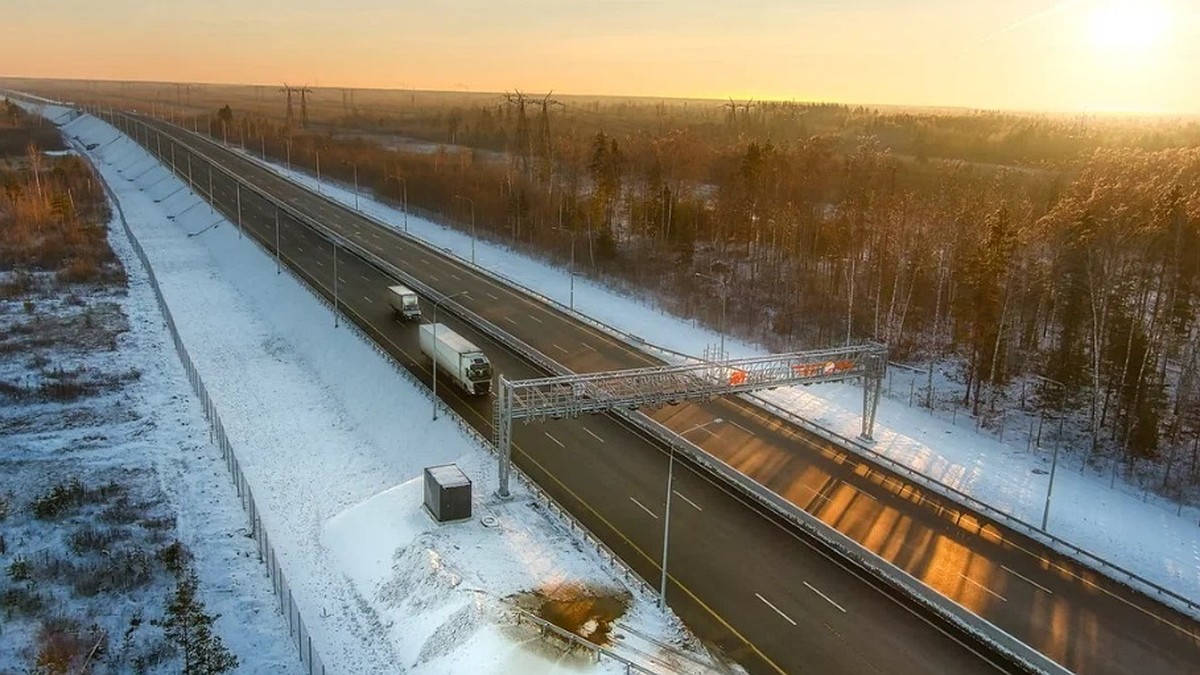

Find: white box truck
<box><xmin>387</xmin><ymin>284</ymin><xmax>422</xmax><ymax>321</ymax></box>
<box><xmin>419</xmin><ymin>323</ymin><xmax>492</xmax><ymax>395</ymax></box>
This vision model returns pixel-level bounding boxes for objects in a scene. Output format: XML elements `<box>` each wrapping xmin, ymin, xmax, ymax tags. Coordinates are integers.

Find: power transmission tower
<box><xmin>534</xmin><ymin>91</ymin><xmax>563</xmax><ymax>185</ymax></box>
<box><xmin>504</xmin><ymin>91</ymin><xmax>533</xmax><ymax>178</ymax></box>
<box><xmin>280</xmin><ymin>84</ymin><xmax>295</xmax><ymax>129</ymax></box>
<box><xmin>297</xmin><ymin>85</ymin><xmax>314</xmax><ymax>129</ymax></box>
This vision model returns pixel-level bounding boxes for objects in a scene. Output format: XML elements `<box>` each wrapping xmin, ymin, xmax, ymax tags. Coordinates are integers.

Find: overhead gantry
<box><xmin>493</xmin><ymin>344</ymin><xmax>887</xmax><ymax>496</ymax></box>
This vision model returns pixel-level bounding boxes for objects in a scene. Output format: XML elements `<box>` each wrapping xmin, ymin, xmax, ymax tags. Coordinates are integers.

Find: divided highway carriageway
<box><xmin>104</xmin><ymin>109</ymin><xmax>1200</xmax><ymax>675</ymax></box>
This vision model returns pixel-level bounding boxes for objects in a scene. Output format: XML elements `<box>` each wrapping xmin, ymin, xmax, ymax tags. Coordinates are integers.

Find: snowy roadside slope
<box><xmin>100</xmin><ymin>176</ymin><xmax>304</xmax><ymax>675</ymax></box>
<box><xmin>0</xmin><ymin>159</ymin><xmax>300</xmax><ymax>670</ymax></box>
<box><xmin>241</xmin><ymin>143</ymin><xmax>1200</xmax><ymax>604</ymax></box>
<box><xmin>56</xmin><ymin>111</ymin><xmax>728</xmax><ymax>673</ymax></box>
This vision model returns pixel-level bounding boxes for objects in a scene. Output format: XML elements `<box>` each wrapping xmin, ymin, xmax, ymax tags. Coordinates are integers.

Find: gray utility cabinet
<box><xmin>424</xmin><ymin>464</ymin><xmax>472</xmax><ymax>523</ymax></box>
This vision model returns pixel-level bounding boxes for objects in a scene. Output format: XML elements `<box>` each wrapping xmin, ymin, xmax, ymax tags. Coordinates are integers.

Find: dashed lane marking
<box><xmin>804</xmin><ymin>582</ymin><xmax>847</xmax><ymax>613</ymax></box>
<box><xmin>674</xmin><ymin>491</ymin><xmax>703</xmax><ymax>512</ymax></box>
<box><xmin>630</xmin><ymin>497</ymin><xmax>658</xmax><ymax>519</ymax></box>
<box><xmin>959</xmin><ymin>574</ymin><xmax>1007</xmax><ymax>602</ymax></box>
<box><xmin>755</xmin><ymin>593</ymin><xmax>797</xmax><ymax>626</ymax></box>
<box><xmin>1002</xmin><ymin>566</ymin><xmax>1053</xmax><ymax>595</ymax></box>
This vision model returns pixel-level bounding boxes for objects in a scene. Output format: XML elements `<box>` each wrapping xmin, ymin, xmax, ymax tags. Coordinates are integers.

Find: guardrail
<box><xmin>106</xmin><ymin>111</ymin><xmax>1160</xmax><ymax>673</ymax></box>
<box><xmin>513</xmin><ymin>608</ymin><xmax>656</xmax><ymax>674</ymax></box>
<box><xmin>80</xmin><ymin>136</ymin><xmax>329</xmax><ymax>675</ymax></box>
<box><xmin>94</xmin><ymin>110</ymin><xmax>708</xmax><ymax>674</ymax></box>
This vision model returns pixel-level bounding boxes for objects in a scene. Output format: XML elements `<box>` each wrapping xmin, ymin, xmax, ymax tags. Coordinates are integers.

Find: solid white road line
<box><xmin>630</xmin><ymin>497</ymin><xmax>658</xmax><ymax>519</ymax></box>
<box><xmin>544</xmin><ymin>432</ymin><xmax>565</xmax><ymax>448</ymax></box>
<box><xmin>583</xmin><ymin>428</ymin><xmax>605</xmax><ymax>444</ymax></box>
<box><xmin>673</xmin><ymin>490</ymin><xmax>703</xmax><ymax>512</ymax></box>
<box><xmin>755</xmin><ymin>593</ymin><xmax>797</xmax><ymax>626</ymax></box>
<box><xmin>804</xmin><ymin>582</ymin><xmax>847</xmax><ymax>613</ymax></box>
<box><xmin>1002</xmin><ymin>566</ymin><xmax>1053</xmax><ymax>595</ymax></box>
<box><xmin>959</xmin><ymin>574</ymin><xmax>1007</xmax><ymax>602</ymax></box>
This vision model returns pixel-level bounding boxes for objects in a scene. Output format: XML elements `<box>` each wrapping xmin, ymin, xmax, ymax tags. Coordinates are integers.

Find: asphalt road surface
<box><xmin>111</xmin><ymin>112</ymin><xmax>1200</xmax><ymax>675</ymax></box>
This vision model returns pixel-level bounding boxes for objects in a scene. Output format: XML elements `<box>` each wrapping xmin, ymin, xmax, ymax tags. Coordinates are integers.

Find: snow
<box><xmin>29</xmin><ymin>103</ymin><xmax>730</xmax><ymax>675</ymax></box>
<box><xmin>230</xmin><ymin>135</ymin><xmax>1200</xmax><ymax>607</ymax></box>
<box><xmin>0</xmin><ymin>162</ymin><xmax>300</xmax><ymax>670</ymax></box>
<box><xmin>18</xmin><ymin>93</ymin><xmax>1197</xmax><ymax>673</ymax></box>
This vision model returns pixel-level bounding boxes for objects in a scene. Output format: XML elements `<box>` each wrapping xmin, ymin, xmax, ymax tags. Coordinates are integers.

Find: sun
<box><xmin>1088</xmin><ymin>0</ymin><xmax>1172</xmax><ymax>54</ymax></box>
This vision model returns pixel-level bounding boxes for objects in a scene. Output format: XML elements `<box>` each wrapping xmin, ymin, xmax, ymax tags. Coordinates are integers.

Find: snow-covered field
<box><xmin>0</xmin><ymin>181</ymin><xmax>299</xmax><ymax>671</ymax></box>
<box><xmin>232</xmin><ymin>132</ymin><xmax>1200</xmax><ymax>606</ymax></box>
<box><xmin>39</xmin><ymin>107</ymin><xmax>732</xmax><ymax>674</ymax></box>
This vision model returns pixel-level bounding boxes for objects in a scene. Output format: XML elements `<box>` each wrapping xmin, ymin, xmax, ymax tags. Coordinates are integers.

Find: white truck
<box><xmin>419</xmin><ymin>323</ymin><xmax>492</xmax><ymax>395</ymax></box>
<box><xmin>387</xmin><ymin>284</ymin><xmax>422</xmax><ymax>321</ymax></box>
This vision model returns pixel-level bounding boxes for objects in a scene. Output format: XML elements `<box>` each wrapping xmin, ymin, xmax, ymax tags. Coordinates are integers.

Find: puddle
<box><xmin>510</xmin><ymin>583</ymin><xmax>632</xmax><ymax>646</ymax></box>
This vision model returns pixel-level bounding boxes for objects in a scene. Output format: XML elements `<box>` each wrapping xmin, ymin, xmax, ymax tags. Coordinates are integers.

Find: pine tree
<box><xmin>155</xmin><ymin>571</ymin><xmax>238</xmax><ymax>674</ymax></box>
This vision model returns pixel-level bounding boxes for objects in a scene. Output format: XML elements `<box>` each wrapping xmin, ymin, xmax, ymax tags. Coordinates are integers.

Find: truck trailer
<box><xmin>387</xmin><ymin>284</ymin><xmax>422</xmax><ymax>321</ymax></box>
<box><xmin>419</xmin><ymin>323</ymin><xmax>492</xmax><ymax>395</ymax></box>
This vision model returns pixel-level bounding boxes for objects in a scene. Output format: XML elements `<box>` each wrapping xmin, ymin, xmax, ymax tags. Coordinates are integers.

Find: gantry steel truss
<box><xmin>494</xmin><ymin>343</ymin><xmax>888</xmax><ymax>496</ymax></box>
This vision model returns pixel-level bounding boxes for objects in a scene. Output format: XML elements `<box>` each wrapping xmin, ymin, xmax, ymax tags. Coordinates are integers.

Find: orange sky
<box><xmin>2</xmin><ymin>0</ymin><xmax>1198</xmax><ymax>113</ymax></box>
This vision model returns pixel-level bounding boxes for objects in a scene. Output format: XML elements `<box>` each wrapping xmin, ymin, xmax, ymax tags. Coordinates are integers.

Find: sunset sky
<box><xmin>3</xmin><ymin>0</ymin><xmax>1198</xmax><ymax>113</ymax></box>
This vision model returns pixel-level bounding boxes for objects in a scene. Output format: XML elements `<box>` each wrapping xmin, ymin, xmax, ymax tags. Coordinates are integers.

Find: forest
<box><xmin>9</xmin><ymin>79</ymin><xmax>1199</xmax><ymax>500</ymax></box>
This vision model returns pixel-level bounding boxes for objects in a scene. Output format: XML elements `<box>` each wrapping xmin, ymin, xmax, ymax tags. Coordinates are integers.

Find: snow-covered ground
<box><xmin>228</xmin><ymin>134</ymin><xmax>1200</xmax><ymax>606</ymax></box>
<box><xmin>0</xmin><ymin>169</ymin><xmax>299</xmax><ymax>671</ymax></box>
<box><xmin>43</xmin><ymin>107</ymin><xmax>732</xmax><ymax>674</ymax></box>
<box><xmin>18</xmin><ymin>93</ymin><xmax>1197</xmax><ymax>672</ymax></box>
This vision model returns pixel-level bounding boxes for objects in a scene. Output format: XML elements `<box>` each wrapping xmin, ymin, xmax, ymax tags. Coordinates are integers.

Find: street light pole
<box><xmin>274</xmin><ymin>207</ymin><xmax>281</xmax><ymax>274</ymax></box>
<box><xmin>454</xmin><ymin>195</ymin><xmax>476</xmax><ymax>265</ymax></box>
<box><xmin>332</xmin><ymin>239</ymin><xmax>340</xmax><ymax>328</ymax></box>
<box><xmin>660</xmin><ymin>418</ymin><xmax>723</xmax><ymax>608</ymax></box>
<box><xmin>1041</xmin><ymin>434</ymin><xmax>1061</xmax><ymax>531</ymax></box>
<box><xmin>235</xmin><ymin>182</ymin><xmax>242</xmax><ymax>238</ymax></box>
<box><xmin>431</xmin><ymin>291</ymin><xmax>469</xmax><ymax>421</ymax></box>
<box><xmin>389</xmin><ymin>175</ymin><xmax>409</xmax><ymax>232</ymax></box>
<box><xmin>695</xmin><ymin>272</ymin><xmax>728</xmax><ymax>359</ymax></box>
<box><xmin>554</xmin><ymin>226</ymin><xmax>578</xmax><ymax>311</ymax></box>
<box><xmin>353</xmin><ymin>163</ymin><xmax>360</xmax><ymax>211</ymax></box>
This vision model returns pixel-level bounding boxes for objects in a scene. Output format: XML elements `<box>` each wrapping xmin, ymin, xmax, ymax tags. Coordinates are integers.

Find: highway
<box><xmin>115</xmin><ymin>111</ymin><xmax>1200</xmax><ymax>675</ymax></box>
